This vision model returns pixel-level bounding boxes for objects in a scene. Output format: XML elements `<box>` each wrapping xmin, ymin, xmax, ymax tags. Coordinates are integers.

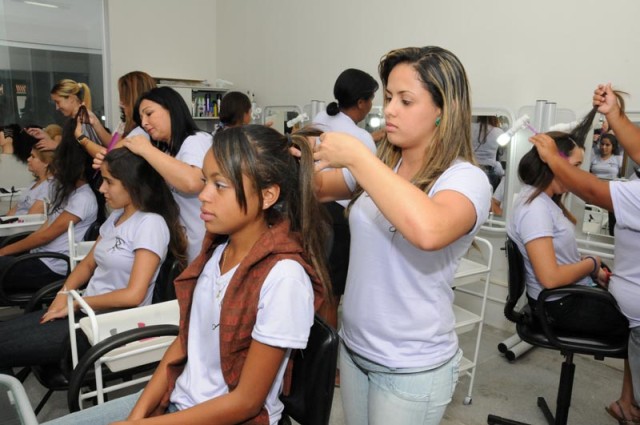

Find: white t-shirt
<box><xmin>127</xmin><ymin>126</ymin><xmax>149</xmax><ymax>139</ymax></box>
<box><xmin>14</xmin><ymin>178</ymin><xmax>51</xmax><ymax>215</ymax></box>
<box><xmin>608</xmin><ymin>179</ymin><xmax>640</xmax><ymax>327</ymax></box>
<box><xmin>590</xmin><ymin>154</ymin><xmax>622</xmax><ymax>180</ymax></box>
<box><xmin>82</xmin><ymin>209</ymin><xmax>169</xmax><ymax>306</ymax></box>
<box><xmin>172</xmin><ymin>131</ymin><xmax>212</xmax><ymax>262</ymax></box>
<box><xmin>32</xmin><ymin>184</ymin><xmax>98</xmax><ymax>275</ymax></box>
<box><xmin>313</xmin><ymin>111</ymin><xmax>377</xmax><ymax>207</ymax></box>
<box><xmin>170</xmin><ymin>243</ymin><xmax>314</xmax><ymax>424</ymax></box>
<box><xmin>507</xmin><ymin>186</ymin><xmax>590</xmax><ymax>301</ymax></box>
<box><xmin>340</xmin><ymin>160</ymin><xmax>491</xmax><ymax>369</ymax></box>
<box><xmin>471</xmin><ymin>123</ymin><xmax>504</xmax><ymax>176</ymax></box>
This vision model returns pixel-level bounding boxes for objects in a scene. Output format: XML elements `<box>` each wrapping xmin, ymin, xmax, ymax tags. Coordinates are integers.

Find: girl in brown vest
<box><xmin>44</xmin><ymin>125</ymin><xmax>331</xmax><ymax>425</ymax></box>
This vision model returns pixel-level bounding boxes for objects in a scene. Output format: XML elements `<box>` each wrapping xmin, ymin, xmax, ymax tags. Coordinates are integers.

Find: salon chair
<box><xmin>487</xmin><ymin>238</ymin><xmax>628</xmax><ymax>425</ymax></box>
<box><xmin>279</xmin><ymin>315</ymin><xmax>339</xmax><ymax>425</ymax></box>
<box><xmin>24</xmin><ymin>253</ymin><xmax>183</xmax><ymax>416</ymax></box>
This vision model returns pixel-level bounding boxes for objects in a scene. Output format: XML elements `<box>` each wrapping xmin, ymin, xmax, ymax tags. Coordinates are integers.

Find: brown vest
<box><xmin>160</xmin><ymin>220</ymin><xmax>326</xmax><ymax>424</ymax></box>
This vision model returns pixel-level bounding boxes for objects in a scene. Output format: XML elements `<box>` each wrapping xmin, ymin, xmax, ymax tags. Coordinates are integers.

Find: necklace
<box><xmin>219</xmin><ymin>246</ymin><xmax>228</xmax><ymax>273</ymax></box>
<box><xmin>216</xmin><ymin>247</ymin><xmax>231</xmax><ymax>304</ymax></box>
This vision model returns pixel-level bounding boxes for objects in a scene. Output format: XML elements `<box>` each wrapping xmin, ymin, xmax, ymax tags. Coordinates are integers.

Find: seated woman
<box><xmin>0</xmin><ymin>119</ymin><xmax>100</xmax><ymax>292</ymax></box>
<box><xmin>43</xmin><ymin>125</ymin><xmax>329</xmax><ymax>425</ymax></box>
<box><xmin>591</xmin><ymin>133</ymin><xmax>623</xmax><ymax>180</ymax></box>
<box><xmin>6</xmin><ymin>147</ymin><xmax>54</xmax><ymax>216</ymax></box>
<box><xmin>472</xmin><ymin>115</ymin><xmax>505</xmax><ymax>190</ymax></box>
<box><xmin>0</xmin><ymin>148</ymin><xmax>186</xmax><ymax>372</ymax></box>
<box><xmin>507</xmin><ymin>132</ymin><xmax>627</xmax><ymax>337</ymax></box>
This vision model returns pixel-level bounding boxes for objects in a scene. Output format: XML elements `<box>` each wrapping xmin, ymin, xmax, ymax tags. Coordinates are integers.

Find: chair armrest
<box><xmin>536</xmin><ymin>286</ymin><xmax>623</xmax><ymax>351</ymax></box>
<box><xmin>23</xmin><ymin>278</ymin><xmax>67</xmax><ymax>313</ymax></box>
<box><xmin>67</xmin><ymin>324</ymin><xmax>179</xmax><ymax>413</ymax></box>
<box><xmin>0</xmin><ymin>231</ymin><xmax>32</xmax><ymax>248</ymax></box>
<box><xmin>0</xmin><ymin>252</ymin><xmax>70</xmax><ymax>303</ymax></box>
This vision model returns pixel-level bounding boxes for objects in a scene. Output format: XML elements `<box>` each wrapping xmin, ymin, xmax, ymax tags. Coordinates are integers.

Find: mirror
<box><xmin>471</xmin><ymin>107</ymin><xmax>514</xmax><ymax>222</ymax></box>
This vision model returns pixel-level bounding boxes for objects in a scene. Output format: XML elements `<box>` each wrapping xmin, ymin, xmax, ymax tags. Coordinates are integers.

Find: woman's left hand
<box><xmin>314</xmin><ymin>132</ymin><xmax>368</xmax><ymax>171</ymax></box>
<box><xmin>121</xmin><ymin>135</ymin><xmax>153</xmax><ymax>156</ymax></box>
<box><xmin>529</xmin><ymin>134</ymin><xmax>559</xmax><ymax>164</ymax></box>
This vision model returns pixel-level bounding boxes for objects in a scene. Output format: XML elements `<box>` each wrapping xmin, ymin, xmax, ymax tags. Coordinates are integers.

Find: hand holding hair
<box><xmin>593</xmin><ymin>83</ymin><xmax>619</xmax><ymax>116</ymax></box>
<box><xmin>529</xmin><ymin>133</ymin><xmax>559</xmax><ymax>164</ymax></box>
<box><xmin>121</xmin><ymin>135</ymin><xmax>153</xmax><ymax>156</ymax></box>
<box><xmin>314</xmin><ymin>131</ymin><xmax>369</xmax><ymax>171</ymax></box>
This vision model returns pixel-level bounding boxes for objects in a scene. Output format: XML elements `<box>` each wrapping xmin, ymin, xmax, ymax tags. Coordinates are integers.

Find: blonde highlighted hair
<box><xmin>50</xmin><ymin>79</ymin><xmax>92</xmax><ymax>111</ymax></box>
<box><xmin>371</xmin><ymin>46</ymin><xmax>474</xmax><ymax>196</ymax></box>
<box><xmin>118</xmin><ymin>71</ymin><xmax>157</xmax><ymax>135</ymax></box>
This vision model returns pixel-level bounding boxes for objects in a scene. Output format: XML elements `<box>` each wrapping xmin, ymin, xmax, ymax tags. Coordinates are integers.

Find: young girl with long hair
<box><xmin>311</xmin><ymin>46</ymin><xmax>491</xmax><ymax>424</ymax></box>
<box><xmin>0</xmin><ymin>119</ymin><xmax>100</xmax><ymax>292</ymax></box>
<box><xmin>0</xmin><ymin>148</ymin><xmax>186</xmax><ymax>371</ymax></box>
<box><xmin>44</xmin><ymin>124</ymin><xmax>330</xmax><ymax>425</ymax></box>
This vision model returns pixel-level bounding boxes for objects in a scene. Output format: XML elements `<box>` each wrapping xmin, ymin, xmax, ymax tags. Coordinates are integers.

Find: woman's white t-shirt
<box><xmin>170</xmin><ymin>243</ymin><xmax>315</xmax><ymax>424</ymax></box>
<box><xmin>82</xmin><ymin>209</ymin><xmax>169</xmax><ymax>306</ymax></box>
<box><xmin>14</xmin><ymin>178</ymin><xmax>51</xmax><ymax>215</ymax></box>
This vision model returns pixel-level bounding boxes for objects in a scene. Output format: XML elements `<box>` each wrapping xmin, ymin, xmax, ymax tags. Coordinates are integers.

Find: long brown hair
<box><xmin>118</xmin><ymin>71</ymin><xmax>157</xmax><ymax>135</ymax></box>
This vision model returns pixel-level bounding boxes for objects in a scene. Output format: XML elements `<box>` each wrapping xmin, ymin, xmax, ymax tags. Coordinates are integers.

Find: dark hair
<box><xmin>219</xmin><ymin>91</ymin><xmax>251</xmax><ymax>127</ymax></box>
<box><xmin>475</xmin><ymin>116</ymin><xmax>500</xmax><ymax>147</ymax></box>
<box><xmin>326</xmin><ymin>68</ymin><xmax>379</xmax><ymax>116</ymax></box>
<box><xmin>133</xmin><ymin>87</ymin><xmax>199</xmax><ymax>157</ymax></box>
<box><xmin>5</xmin><ymin>124</ymin><xmax>37</xmax><ymax>163</ymax></box>
<box><xmin>599</xmin><ymin>133</ymin><xmax>620</xmax><ymax>156</ymax></box>
<box><xmin>49</xmin><ymin>119</ymin><xmax>105</xmax><ymax>221</ymax></box>
<box><xmin>104</xmin><ymin>148</ymin><xmax>188</xmax><ymax>268</ymax></box>
<box><xmin>211</xmin><ymin>124</ymin><xmax>331</xmax><ymax>296</ymax></box>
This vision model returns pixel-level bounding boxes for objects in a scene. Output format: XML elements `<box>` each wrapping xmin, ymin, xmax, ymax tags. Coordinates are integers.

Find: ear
<box><xmin>261</xmin><ymin>184</ymin><xmax>280</xmax><ymax>210</ymax></box>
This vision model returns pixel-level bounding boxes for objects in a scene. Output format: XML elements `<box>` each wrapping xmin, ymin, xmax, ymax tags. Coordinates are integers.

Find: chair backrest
<box><xmin>68</xmin><ymin>221</ymin><xmax>99</xmax><ymax>271</ymax></box>
<box><xmin>152</xmin><ymin>253</ymin><xmax>183</xmax><ymax>303</ymax></box>
<box><xmin>504</xmin><ymin>237</ymin><xmax>527</xmax><ymax>323</ymax></box>
<box><xmin>280</xmin><ymin>315</ymin><xmax>339</xmax><ymax>425</ymax></box>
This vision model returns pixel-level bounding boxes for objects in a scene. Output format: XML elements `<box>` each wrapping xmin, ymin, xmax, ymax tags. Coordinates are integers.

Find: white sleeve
<box><xmin>176</xmin><ymin>132</ymin><xmax>212</xmax><ymax>168</ymax></box>
<box><xmin>611</xmin><ymin>180</ymin><xmax>640</xmax><ymax>231</ymax></box>
<box><xmin>132</xmin><ymin>213</ymin><xmax>170</xmax><ymax>260</ymax></box>
<box><xmin>252</xmin><ymin>259</ymin><xmax>315</xmax><ymax>349</ymax></box>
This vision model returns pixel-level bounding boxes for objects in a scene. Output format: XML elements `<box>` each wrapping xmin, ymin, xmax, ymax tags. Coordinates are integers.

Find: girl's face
<box><xmin>600</xmin><ymin>139</ymin><xmax>613</xmax><ymax>157</ymax></box>
<box><xmin>550</xmin><ymin>147</ymin><xmax>584</xmax><ymax>195</ymax></box>
<box><xmin>383</xmin><ymin>63</ymin><xmax>441</xmax><ymax>150</ymax></box>
<box><xmin>99</xmin><ymin>164</ymin><xmax>133</xmax><ymax>211</ymax></box>
<box><xmin>198</xmin><ymin>149</ymin><xmax>266</xmax><ymax>236</ymax></box>
<box><xmin>51</xmin><ymin>93</ymin><xmax>80</xmax><ymax>117</ymax></box>
<box><xmin>139</xmin><ymin>99</ymin><xmax>172</xmax><ymax>142</ymax></box>
<box><xmin>27</xmin><ymin>149</ymin><xmax>47</xmax><ymax>177</ymax></box>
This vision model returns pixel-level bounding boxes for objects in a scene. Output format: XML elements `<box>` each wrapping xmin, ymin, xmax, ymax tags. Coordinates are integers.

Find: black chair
<box><xmin>487</xmin><ymin>238</ymin><xmax>628</xmax><ymax>425</ymax></box>
<box><xmin>24</xmin><ymin>253</ymin><xmax>183</xmax><ymax>416</ymax></box>
<box><xmin>279</xmin><ymin>315</ymin><xmax>339</xmax><ymax>425</ymax></box>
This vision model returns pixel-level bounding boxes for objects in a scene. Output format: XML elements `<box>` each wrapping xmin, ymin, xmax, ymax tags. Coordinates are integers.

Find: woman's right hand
<box><xmin>315</xmin><ymin>131</ymin><xmax>369</xmax><ymax>170</ymax></box>
<box><xmin>593</xmin><ymin>83</ymin><xmax>619</xmax><ymax>116</ymax></box>
<box><xmin>40</xmin><ymin>293</ymin><xmax>68</xmax><ymax>323</ymax></box>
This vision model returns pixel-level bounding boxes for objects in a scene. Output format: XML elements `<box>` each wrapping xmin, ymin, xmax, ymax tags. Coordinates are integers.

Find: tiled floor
<box><xmin>18</xmin><ymin>322</ymin><xmax>624</xmax><ymax>425</ymax></box>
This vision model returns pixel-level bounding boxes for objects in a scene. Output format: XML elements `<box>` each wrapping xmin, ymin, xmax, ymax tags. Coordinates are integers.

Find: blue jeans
<box><xmin>340</xmin><ymin>342</ymin><xmax>461</xmax><ymax>425</ymax></box>
<box><xmin>41</xmin><ymin>391</ymin><xmax>179</xmax><ymax>425</ymax></box>
<box><xmin>628</xmin><ymin>327</ymin><xmax>640</xmax><ymax>406</ymax></box>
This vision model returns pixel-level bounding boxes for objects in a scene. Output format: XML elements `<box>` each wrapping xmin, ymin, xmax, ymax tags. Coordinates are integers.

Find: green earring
<box><xmin>435</xmin><ymin>116</ymin><xmax>441</xmax><ymax>127</ymax></box>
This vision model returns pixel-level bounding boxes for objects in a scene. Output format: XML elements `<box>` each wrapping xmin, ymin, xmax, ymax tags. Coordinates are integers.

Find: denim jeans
<box><xmin>42</xmin><ymin>391</ymin><xmax>142</xmax><ymax>425</ymax></box>
<box><xmin>340</xmin><ymin>342</ymin><xmax>462</xmax><ymax>425</ymax></box>
<box><xmin>628</xmin><ymin>327</ymin><xmax>640</xmax><ymax>406</ymax></box>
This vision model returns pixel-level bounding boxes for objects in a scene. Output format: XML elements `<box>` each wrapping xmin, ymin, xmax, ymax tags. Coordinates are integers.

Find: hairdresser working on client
<box><xmin>531</xmin><ymin>83</ymin><xmax>640</xmax><ymax>424</ymax></box>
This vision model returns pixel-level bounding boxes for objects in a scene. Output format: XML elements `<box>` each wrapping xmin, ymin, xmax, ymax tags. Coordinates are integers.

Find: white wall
<box><xmin>215</xmin><ymin>0</ymin><xmax>640</xmax><ymax>114</ymax></box>
<box><xmin>105</xmin><ymin>0</ymin><xmax>218</xmax><ymax>127</ymax></box>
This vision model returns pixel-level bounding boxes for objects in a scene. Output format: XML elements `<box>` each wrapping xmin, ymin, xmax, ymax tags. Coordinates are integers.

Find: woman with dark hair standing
<box><xmin>217</xmin><ymin>91</ymin><xmax>252</xmax><ymax>130</ymax></box>
<box><xmin>312</xmin><ymin>68</ymin><xmax>379</xmax><ymax>330</ymax></box>
<box><xmin>590</xmin><ymin>132</ymin><xmax>623</xmax><ymax>180</ymax></box>
<box><xmin>0</xmin><ymin>119</ymin><xmax>99</xmax><ymax>291</ymax></box>
<box><xmin>119</xmin><ymin>86</ymin><xmax>213</xmax><ymax>262</ymax></box>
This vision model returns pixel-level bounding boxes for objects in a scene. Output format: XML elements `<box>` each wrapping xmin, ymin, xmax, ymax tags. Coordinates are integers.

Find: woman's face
<box><xmin>51</xmin><ymin>93</ymin><xmax>80</xmax><ymax>117</ymax></box>
<box><xmin>198</xmin><ymin>149</ymin><xmax>263</xmax><ymax>236</ymax></box>
<box><xmin>551</xmin><ymin>147</ymin><xmax>584</xmax><ymax>195</ymax></box>
<box><xmin>139</xmin><ymin>99</ymin><xmax>172</xmax><ymax>142</ymax></box>
<box><xmin>99</xmin><ymin>164</ymin><xmax>133</xmax><ymax>211</ymax></box>
<box><xmin>383</xmin><ymin>63</ymin><xmax>441</xmax><ymax>150</ymax></box>
<box><xmin>600</xmin><ymin>138</ymin><xmax>613</xmax><ymax>157</ymax></box>
<box><xmin>27</xmin><ymin>149</ymin><xmax>47</xmax><ymax>177</ymax></box>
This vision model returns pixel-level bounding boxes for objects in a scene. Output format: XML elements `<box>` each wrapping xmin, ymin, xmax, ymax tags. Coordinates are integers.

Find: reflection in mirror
<box><xmin>471</xmin><ymin>108</ymin><xmax>513</xmax><ymax>222</ymax></box>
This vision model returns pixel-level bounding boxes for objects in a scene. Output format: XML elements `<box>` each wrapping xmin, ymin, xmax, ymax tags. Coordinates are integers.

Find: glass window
<box><xmin>0</xmin><ymin>0</ymin><xmax>105</xmax><ymax>128</ymax></box>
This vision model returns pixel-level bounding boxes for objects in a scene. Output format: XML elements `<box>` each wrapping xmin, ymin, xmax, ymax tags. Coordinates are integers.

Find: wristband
<box><xmin>77</xmin><ymin>135</ymin><xmax>89</xmax><ymax>146</ymax></box>
<box><xmin>584</xmin><ymin>255</ymin><xmax>598</xmax><ymax>276</ymax></box>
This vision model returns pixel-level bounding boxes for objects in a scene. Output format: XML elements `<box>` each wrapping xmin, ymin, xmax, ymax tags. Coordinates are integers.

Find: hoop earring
<box><xmin>435</xmin><ymin>116</ymin><xmax>441</xmax><ymax>127</ymax></box>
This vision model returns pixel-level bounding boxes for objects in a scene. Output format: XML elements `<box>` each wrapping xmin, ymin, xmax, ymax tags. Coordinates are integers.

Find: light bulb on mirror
<box><xmin>496</xmin><ymin>114</ymin><xmax>534</xmax><ymax>146</ymax></box>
